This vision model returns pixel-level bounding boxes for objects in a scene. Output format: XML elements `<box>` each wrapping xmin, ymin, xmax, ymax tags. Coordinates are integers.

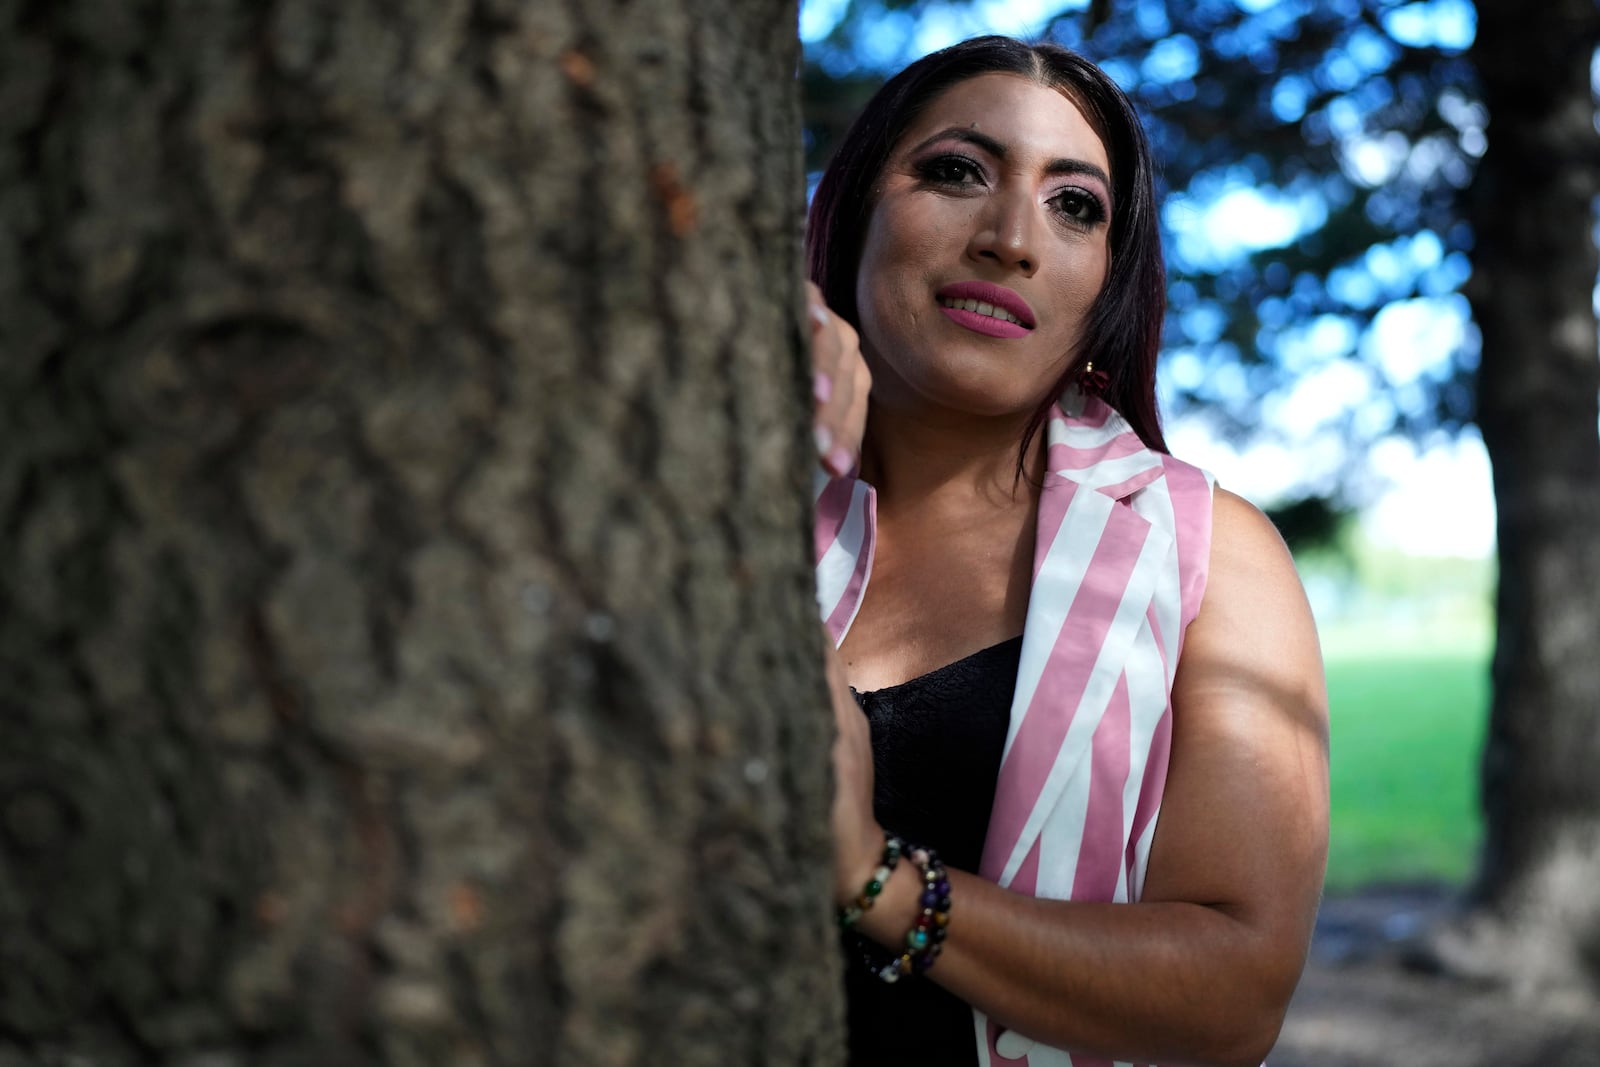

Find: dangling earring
<box><xmin>1079</xmin><ymin>360</ymin><xmax>1109</xmax><ymax>397</ymax></box>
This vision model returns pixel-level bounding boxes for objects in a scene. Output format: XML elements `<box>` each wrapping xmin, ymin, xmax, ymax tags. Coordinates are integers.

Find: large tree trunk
<box><xmin>1449</xmin><ymin>0</ymin><xmax>1600</xmax><ymax>997</ymax></box>
<box><xmin>0</xmin><ymin>1</ymin><xmax>843</xmax><ymax>1063</ymax></box>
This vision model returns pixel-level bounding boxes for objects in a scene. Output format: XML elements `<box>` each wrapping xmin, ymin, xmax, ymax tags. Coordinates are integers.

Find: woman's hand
<box><xmin>822</xmin><ymin>625</ymin><xmax>882</xmax><ymax>906</ymax></box>
<box><xmin>807</xmin><ymin>282</ymin><xmax>871</xmax><ymax>477</ymax></box>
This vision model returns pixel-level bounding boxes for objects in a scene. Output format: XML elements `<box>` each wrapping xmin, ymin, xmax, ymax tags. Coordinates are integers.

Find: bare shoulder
<box><xmin>1180</xmin><ymin>485</ymin><xmax>1327</xmax><ymax>729</ymax></box>
<box><xmin>1202</xmin><ymin>486</ymin><xmax>1314</xmax><ymax>628</ymax></box>
<box><xmin>1209</xmin><ymin>485</ymin><xmax>1295</xmax><ymax>574</ymax></box>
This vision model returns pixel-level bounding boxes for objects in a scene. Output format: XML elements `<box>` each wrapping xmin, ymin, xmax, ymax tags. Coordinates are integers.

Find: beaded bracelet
<box><xmin>837</xmin><ymin>833</ymin><xmax>905</xmax><ymax>929</ymax></box>
<box><xmin>874</xmin><ymin>844</ymin><xmax>951</xmax><ymax>983</ymax></box>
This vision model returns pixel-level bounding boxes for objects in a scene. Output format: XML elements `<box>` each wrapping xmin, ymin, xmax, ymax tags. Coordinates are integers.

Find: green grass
<box><xmin>1321</xmin><ymin>646</ymin><xmax>1489</xmax><ymax>891</ymax></box>
<box><xmin>1296</xmin><ymin>536</ymin><xmax>1493</xmax><ymax>892</ymax></box>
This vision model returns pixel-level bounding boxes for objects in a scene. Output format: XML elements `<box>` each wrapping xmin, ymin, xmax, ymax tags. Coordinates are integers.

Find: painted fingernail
<box><xmin>814</xmin><ymin>425</ymin><xmax>833</xmax><ymax>458</ymax></box>
<box><xmin>809</xmin><ymin>304</ymin><xmax>830</xmax><ymax>329</ymax></box>
<box><xmin>825</xmin><ymin>445</ymin><xmax>854</xmax><ymax>475</ymax></box>
<box><xmin>813</xmin><ymin>371</ymin><xmax>833</xmax><ymax>405</ymax></box>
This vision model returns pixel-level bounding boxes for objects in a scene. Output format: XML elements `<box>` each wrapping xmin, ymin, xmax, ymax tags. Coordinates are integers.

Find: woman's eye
<box><xmin>918</xmin><ymin>156</ymin><xmax>980</xmax><ymax>185</ymax></box>
<box><xmin>1053</xmin><ymin>190</ymin><xmax>1104</xmax><ymax>223</ymax></box>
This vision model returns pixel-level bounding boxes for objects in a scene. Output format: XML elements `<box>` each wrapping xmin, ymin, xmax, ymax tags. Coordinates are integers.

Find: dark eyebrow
<box><xmin>909</xmin><ymin>126</ymin><xmax>1113</xmax><ymax>191</ymax></box>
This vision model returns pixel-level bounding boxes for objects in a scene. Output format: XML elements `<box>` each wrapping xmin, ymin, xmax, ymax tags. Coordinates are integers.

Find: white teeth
<box><xmin>940</xmin><ymin>295</ymin><xmax>1024</xmax><ymax>326</ymax></box>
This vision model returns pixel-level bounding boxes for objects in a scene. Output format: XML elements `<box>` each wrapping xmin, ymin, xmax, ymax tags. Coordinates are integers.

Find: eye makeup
<box><xmin>1042</xmin><ymin>179</ymin><xmax>1110</xmax><ymax>227</ymax></box>
<box><xmin>904</xmin><ymin>127</ymin><xmax>1113</xmax><ymax>217</ymax></box>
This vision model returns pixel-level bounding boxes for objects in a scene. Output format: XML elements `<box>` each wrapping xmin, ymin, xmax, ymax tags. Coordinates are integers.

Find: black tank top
<box><xmin>844</xmin><ymin>635</ymin><xmax>1022</xmax><ymax>1066</ymax></box>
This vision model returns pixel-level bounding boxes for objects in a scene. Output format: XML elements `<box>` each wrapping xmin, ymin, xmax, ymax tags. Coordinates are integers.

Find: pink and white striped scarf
<box><xmin>815</xmin><ymin>392</ymin><xmax>1215</xmax><ymax>1067</ymax></box>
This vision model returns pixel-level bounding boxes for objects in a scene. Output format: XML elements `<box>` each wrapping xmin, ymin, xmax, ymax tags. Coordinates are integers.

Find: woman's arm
<box><xmin>832</xmin><ymin>487</ymin><xmax>1329</xmax><ymax>1067</ymax></box>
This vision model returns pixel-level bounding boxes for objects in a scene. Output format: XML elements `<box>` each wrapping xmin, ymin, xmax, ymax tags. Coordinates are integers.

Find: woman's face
<box><xmin>854</xmin><ymin>73</ymin><xmax>1112</xmax><ymax>419</ymax></box>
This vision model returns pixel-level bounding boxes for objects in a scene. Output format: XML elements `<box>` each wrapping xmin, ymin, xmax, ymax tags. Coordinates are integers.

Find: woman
<box><xmin>806</xmin><ymin>36</ymin><xmax>1329</xmax><ymax>1067</ymax></box>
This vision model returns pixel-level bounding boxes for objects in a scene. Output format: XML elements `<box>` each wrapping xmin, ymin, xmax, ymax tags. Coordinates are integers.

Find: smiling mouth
<box><xmin>936</xmin><ymin>295</ymin><xmax>1031</xmax><ymax>328</ymax></box>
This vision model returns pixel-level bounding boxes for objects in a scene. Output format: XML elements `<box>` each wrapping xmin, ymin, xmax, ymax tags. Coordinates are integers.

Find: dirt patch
<box><xmin>1269</xmin><ymin>884</ymin><xmax>1600</xmax><ymax>1067</ymax></box>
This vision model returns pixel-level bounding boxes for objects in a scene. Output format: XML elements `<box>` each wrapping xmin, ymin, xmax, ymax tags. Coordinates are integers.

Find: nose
<box><xmin>967</xmin><ymin>187</ymin><xmax>1040</xmax><ymax>276</ymax></box>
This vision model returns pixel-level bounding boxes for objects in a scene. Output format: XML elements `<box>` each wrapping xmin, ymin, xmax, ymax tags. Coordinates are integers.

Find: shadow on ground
<box><xmin>1270</xmin><ymin>885</ymin><xmax>1600</xmax><ymax>1067</ymax></box>
<box><xmin>1273</xmin><ymin>883</ymin><xmax>1600</xmax><ymax>1067</ymax></box>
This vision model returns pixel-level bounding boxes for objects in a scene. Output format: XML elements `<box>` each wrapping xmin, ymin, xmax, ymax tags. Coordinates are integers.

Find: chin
<box><xmin>928</xmin><ymin>384</ymin><xmax>1046</xmax><ymax>420</ymax></box>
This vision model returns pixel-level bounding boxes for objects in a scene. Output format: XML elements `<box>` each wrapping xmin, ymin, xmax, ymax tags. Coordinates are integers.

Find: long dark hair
<box><xmin>806</xmin><ymin>35</ymin><xmax>1168</xmax><ymax>453</ymax></box>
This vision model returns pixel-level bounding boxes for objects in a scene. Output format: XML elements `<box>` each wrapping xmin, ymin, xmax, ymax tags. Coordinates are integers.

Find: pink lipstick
<box><xmin>935</xmin><ymin>281</ymin><xmax>1036</xmax><ymax>339</ymax></box>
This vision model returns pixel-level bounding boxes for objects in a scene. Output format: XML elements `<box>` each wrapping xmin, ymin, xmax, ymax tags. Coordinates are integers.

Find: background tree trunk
<box><xmin>0</xmin><ymin>0</ymin><xmax>842</xmax><ymax>1063</ymax></box>
<box><xmin>1453</xmin><ymin>0</ymin><xmax>1600</xmax><ymax>996</ymax></box>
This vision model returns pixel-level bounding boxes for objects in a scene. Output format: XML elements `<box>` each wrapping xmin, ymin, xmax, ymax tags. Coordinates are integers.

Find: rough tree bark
<box><xmin>0</xmin><ymin>0</ymin><xmax>843</xmax><ymax>1063</ymax></box>
<box><xmin>1446</xmin><ymin>0</ymin><xmax>1600</xmax><ymax>998</ymax></box>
